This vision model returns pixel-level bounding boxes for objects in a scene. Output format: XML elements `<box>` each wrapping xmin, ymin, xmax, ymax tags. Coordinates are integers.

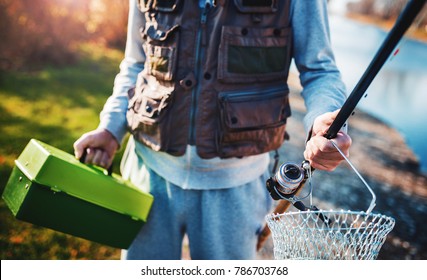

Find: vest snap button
<box><xmin>204</xmin><ymin>72</ymin><xmax>212</xmax><ymax>80</ymax></box>
<box><xmin>273</xmin><ymin>28</ymin><xmax>281</xmax><ymax>36</ymax></box>
<box><xmin>241</xmin><ymin>28</ymin><xmax>248</xmax><ymax>36</ymax></box>
<box><xmin>185</xmin><ymin>80</ymin><xmax>193</xmax><ymax>87</ymax></box>
<box><xmin>145</xmin><ymin>106</ymin><xmax>153</xmax><ymax>113</ymax></box>
<box><xmin>179</xmin><ymin>72</ymin><xmax>197</xmax><ymax>89</ymax></box>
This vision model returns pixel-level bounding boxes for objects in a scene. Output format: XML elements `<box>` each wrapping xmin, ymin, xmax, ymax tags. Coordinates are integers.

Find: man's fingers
<box><xmin>78</xmin><ymin>147</ymin><xmax>112</xmax><ymax>169</ymax></box>
<box><xmin>304</xmin><ymin>131</ymin><xmax>352</xmax><ymax>171</ymax></box>
<box><xmin>73</xmin><ymin>137</ymin><xmax>85</xmax><ymax>159</ymax></box>
<box><xmin>309</xmin><ymin>158</ymin><xmax>340</xmax><ymax>171</ymax></box>
<box><xmin>304</xmin><ymin>140</ymin><xmax>344</xmax><ymax>164</ymax></box>
<box><xmin>304</xmin><ymin>145</ymin><xmax>344</xmax><ymax>171</ymax></box>
<box><xmin>306</xmin><ymin>110</ymin><xmax>352</xmax><ymax>171</ymax></box>
<box><xmin>312</xmin><ymin>109</ymin><xmax>340</xmax><ymax>135</ymax></box>
<box><xmin>333</xmin><ymin>132</ymin><xmax>352</xmax><ymax>153</ymax></box>
<box><xmin>81</xmin><ymin>147</ymin><xmax>94</xmax><ymax>163</ymax></box>
<box><xmin>91</xmin><ymin>149</ymin><xmax>104</xmax><ymax>166</ymax></box>
<box><xmin>306</xmin><ymin>135</ymin><xmax>342</xmax><ymax>154</ymax></box>
<box><xmin>73</xmin><ymin>132</ymin><xmax>94</xmax><ymax>159</ymax></box>
<box><xmin>100</xmin><ymin>152</ymin><xmax>112</xmax><ymax>169</ymax></box>
<box><xmin>304</xmin><ymin>144</ymin><xmax>345</xmax><ymax>161</ymax></box>
<box><xmin>73</xmin><ymin>129</ymin><xmax>119</xmax><ymax>168</ymax></box>
<box><xmin>91</xmin><ymin>149</ymin><xmax>112</xmax><ymax>168</ymax></box>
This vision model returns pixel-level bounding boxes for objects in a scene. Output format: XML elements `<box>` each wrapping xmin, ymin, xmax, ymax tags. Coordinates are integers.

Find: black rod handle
<box><xmin>325</xmin><ymin>0</ymin><xmax>426</xmax><ymax>139</ymax></box>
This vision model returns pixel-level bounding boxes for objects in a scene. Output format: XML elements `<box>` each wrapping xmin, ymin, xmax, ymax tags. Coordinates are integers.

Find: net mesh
<box><xmin>266</xmin><ymin>210</ymin><xmax>395</xmax><ymax>260</ymax></box>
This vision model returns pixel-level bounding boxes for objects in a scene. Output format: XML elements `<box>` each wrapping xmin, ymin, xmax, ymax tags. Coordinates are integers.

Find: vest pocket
<box><xmin>142</xmin><ymin>24</ymin><xmax>180</xmax><ymax>82</ymax></box>
<box><xmin>218</xmin><ymin>26</ymin><xmax>291</xmax><ymax>84</ymax></box>
<box><xmin>217</xmin><ymin>87</ymin><xmax>291</xmax><ymax>157</ymax></box>
<box><xmin>126</xmin><ymin>78</ymin><xmax>173</xmax><ymax>152</ymax></box>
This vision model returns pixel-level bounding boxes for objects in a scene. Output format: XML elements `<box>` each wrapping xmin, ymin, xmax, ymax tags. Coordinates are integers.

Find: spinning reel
<box><xmin>266</xmin><ymin>160</ymin><xmax>330</xmax><ymax>224</ymax></box>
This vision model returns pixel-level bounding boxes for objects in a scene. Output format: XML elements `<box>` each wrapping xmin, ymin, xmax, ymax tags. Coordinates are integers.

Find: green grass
<box><xmin>0</xmin><ymin>44</ymin><xmax>126</xmax><ymax>259</ymax></box>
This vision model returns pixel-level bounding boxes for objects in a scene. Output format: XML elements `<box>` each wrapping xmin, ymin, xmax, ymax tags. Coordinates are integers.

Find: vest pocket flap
<box><xmin>144</xmin><ymin>24</ymin><xmax>179</xmax><ymax>42</ymax></box>
<box><xmin>137</xmin><ymin>0</ymin><xmax>182</xmax><ymax>13</ymax></box>
<box><xmin>153</xmin><ymin>0</ymin><xmax>182</xmax><ymax>12</ymax></box>
<box><xmin>219</xmin><ymin>87</ymin><xmax>290</xmax><ymax>131</ymax></box>
<box><xmin>233</xmin><ymin>0</ymin><xmax>278</xmax><ymax>13</ymax></box>
<box><xmin>128</xmin><ymin>81</ymin><xmax>172</xmax><ymax>123</ymax></box>
<box><xmin>137</xmin><ymin>0</ymin><xmax>150</xmax><ymax>12</ymax></box>
<box><xmin>139</xmin><ymin>87</ymin><xmax>171</xmax><ymax>121</ymax></box>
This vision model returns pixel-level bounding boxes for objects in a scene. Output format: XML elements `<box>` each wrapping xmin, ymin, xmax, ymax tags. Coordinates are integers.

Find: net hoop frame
<box><xmin>266</xmin><ymin>209</ymin><xmax>395</xmax><ymax>260</ymax></box>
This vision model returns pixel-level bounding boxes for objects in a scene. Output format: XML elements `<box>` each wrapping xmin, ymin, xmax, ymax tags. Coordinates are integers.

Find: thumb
<box><xmin>73</xmin><ymin>133</ymin><xmax>93</xmax><ymax>159</ymax></box>
<box><xmin>312</xmin><ymin>109</ymin><xmax>340</xmax><ymax>136</ymax></box>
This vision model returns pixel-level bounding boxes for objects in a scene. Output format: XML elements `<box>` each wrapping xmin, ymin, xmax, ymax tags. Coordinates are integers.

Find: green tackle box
<box><xmin>2</xmin><ymin>139</ymin><xmax>153</xmax><ymax>249</ymax></box>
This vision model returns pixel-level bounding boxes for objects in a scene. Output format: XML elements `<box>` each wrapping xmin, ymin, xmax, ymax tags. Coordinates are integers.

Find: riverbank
<box><xmin>255</xmin><ymin>78</ymin><xmax>427</xmax><ymax>260</ymax></box>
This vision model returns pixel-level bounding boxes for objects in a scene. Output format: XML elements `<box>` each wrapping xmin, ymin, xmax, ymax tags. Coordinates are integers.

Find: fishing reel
<box><xmin>266</xmin><ymin>160</ymin><xmax>330</xmax><ymax>223</ymax></box>
<box><xmin>266</xmin><ymin>160</ymin><xmax>312</xmax><ymax>202</ymax></box>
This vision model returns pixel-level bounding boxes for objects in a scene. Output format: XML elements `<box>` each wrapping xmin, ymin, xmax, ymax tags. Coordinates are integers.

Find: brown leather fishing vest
<box><xmin>127</xmin><ymin>0</ymin><xmax>293</xmax><ymax>159</ymax></box>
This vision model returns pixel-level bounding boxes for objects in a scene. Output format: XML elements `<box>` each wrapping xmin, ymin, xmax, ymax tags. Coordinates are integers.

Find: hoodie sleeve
<box><xmin>290</xmin><ymin>0</ymin><xmax>348</xmax><ymax>133</ymax></box>
<box><xmin>98</xmin><ymin>0</ymin><xmax>146</xmax><ymax>144</ymax></box>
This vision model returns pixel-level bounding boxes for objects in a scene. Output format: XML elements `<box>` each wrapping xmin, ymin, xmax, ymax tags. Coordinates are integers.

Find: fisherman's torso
<box><xmin>127</xmin><ymin>0</ymin><xmax>293</xmax><ymax>159</ymax></box>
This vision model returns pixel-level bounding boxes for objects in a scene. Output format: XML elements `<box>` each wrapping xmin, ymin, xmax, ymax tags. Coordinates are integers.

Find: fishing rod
<box><xmin>258</xmin><ymin>0</ymin><xmax>426</xmax><ymax>251</ymax></box>
<box><xmin>326</xmin><ymin>0</ymin><xmax>426</xmax><ymax>139</ymax></box>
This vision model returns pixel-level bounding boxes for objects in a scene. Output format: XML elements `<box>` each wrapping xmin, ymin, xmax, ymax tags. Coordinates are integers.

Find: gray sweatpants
<box><xmin>120</xmin><ymin>144</ymin><xmax>272</xmax><ymax>260</ymax></box>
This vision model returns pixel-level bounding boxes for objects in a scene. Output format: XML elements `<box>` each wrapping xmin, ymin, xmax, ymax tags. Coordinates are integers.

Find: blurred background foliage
<box><xmin>348</xmin><ymin>0</ymin><xmax>426</xmax><ymax>20</ymax></box>
<box><xmin>0</xmin><ymin>0</ymin><xmax>129</xmax><ymax>259</ymax></box>
<box><xmin>0</xmin><ymin>0</ymin><xmax>129</xmax><ymax>71</ymax></box>
<box><xmin>346</xmin><ymin>0</ymin><xmax>427</xmax><ymax>39</ymax></box>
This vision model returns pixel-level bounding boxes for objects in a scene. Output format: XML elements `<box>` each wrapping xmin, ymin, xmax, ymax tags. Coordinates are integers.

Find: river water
<box><xmin>327</xmin><ymin>15</ymin><xmax>427</xmax><ymax>174</ymax></box>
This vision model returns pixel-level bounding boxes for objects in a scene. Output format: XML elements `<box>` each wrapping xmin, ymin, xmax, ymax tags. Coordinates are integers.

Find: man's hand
<box><xmin>73</xmin><ymin>128</ymin><xmax>119</xmax><ymax>169</ymax></box>
<box><xmin>304</xmin><ymin>110</ymin><xmax>352</xmax><ymax>171</ymax></box>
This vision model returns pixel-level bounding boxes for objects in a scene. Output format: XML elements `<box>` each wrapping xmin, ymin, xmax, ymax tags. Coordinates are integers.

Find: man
<box><xmin>74</xmin><ymin>0</ymin><xmax>351</xmax><ymax>259</ymax></box>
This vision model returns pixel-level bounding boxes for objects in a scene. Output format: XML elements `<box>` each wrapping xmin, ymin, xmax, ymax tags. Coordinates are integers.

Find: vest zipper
<box><xmin>188</xmin><ymin>2</ymin><xmax>211</xmax><ymax>145</ymax></box>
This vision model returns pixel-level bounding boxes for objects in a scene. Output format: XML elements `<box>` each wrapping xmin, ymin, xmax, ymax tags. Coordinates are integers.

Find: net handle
<box><xmin>330</xmin><ymin>141</ymin><xmax>376</xmax><ymax>214</ymax></box>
